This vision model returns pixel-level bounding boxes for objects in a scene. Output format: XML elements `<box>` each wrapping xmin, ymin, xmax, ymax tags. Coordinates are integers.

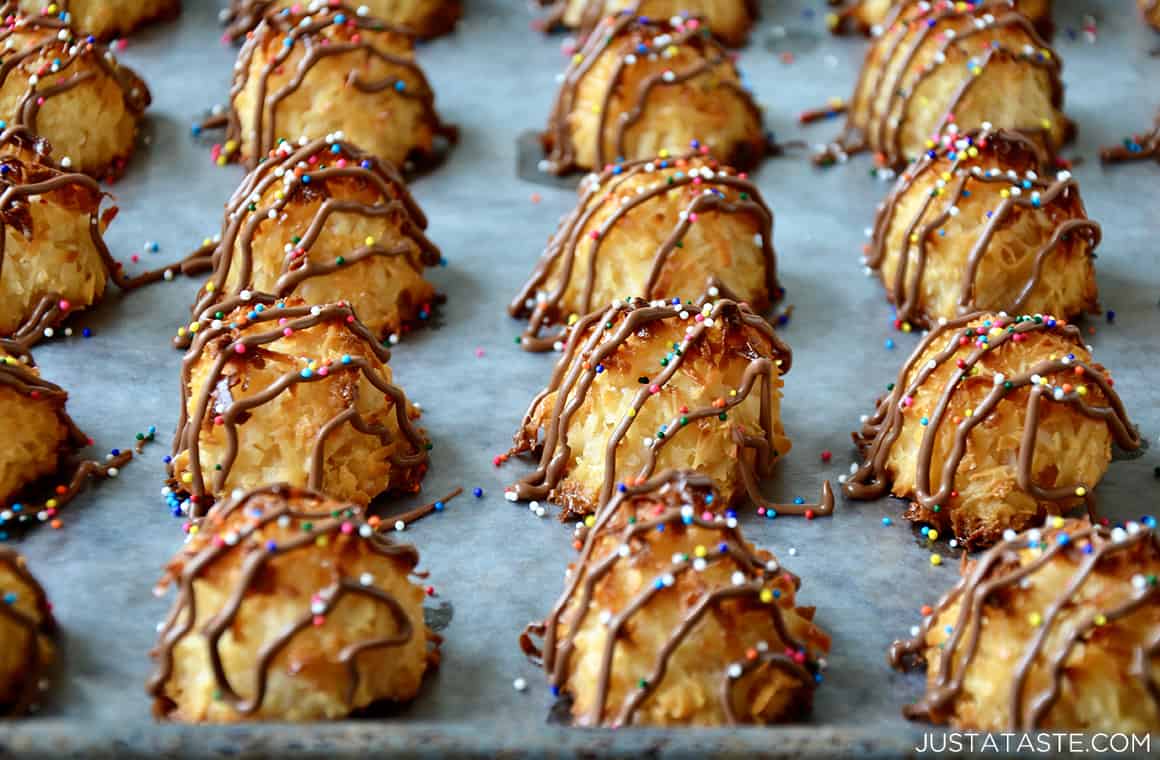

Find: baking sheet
<box><xmin>4</xmin><ymin>0</ymin><xmax>1159</xmax><ymax>755</ymax></box>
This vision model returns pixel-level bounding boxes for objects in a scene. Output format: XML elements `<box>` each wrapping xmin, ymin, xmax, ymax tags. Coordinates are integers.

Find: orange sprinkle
<box><xmin>920</xmin><ymin>604</ymin><xmax>933</xmax><ymax>616</ymax></box>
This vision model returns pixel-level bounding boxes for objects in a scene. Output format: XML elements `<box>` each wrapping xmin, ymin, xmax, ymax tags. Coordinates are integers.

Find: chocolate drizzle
<box><xmin>867</xmin><ymin>127</ymin><xmax>1099</xmax><ymax>327</ymax></box>
<box><xmin>510</xmin><ymin>153</ymin><xmax>779</xmax><ymax>352</ymax></box>
<box><xmin>542</xmin><ymin>12</ymin><xmax>765</xmax><ymax>175</ymax></box>
<box><xmin>176</xmin><ymin>137</ymin><xmax>439</xmax><ymax>349</ymax></box>
<box><xmin>221</xmin><ymin>0</ymin><xmax>461</xmax><ymax>44</ymax></box>
<box><xmin>170</xmin><ymin>296</ymin><xmax>429</xmax><ymax>516</ymax></box>
<box><xmin>148</xmin><ymin>484</ymin><xmax>430</xmax><ymax>719</ymax></box>
<box><xmin>890</xmin><ymin>520</ymin><xmax>1160</xmax><ymax>729</ymax></box>
<box><xmin>537</xmin><ymin>0</ymin><xmax>759</xmax><ymax>46</ymax></box>
<box><xmin>0</xmin><ymin>546</ymin><xmax>53</xmax><ymax>716</ymax></box>
<box><xmin>221</xmin><ymin>3</ymin><xmax>455</xmax><ymax>170</ymax></box>
<box><xmin>519</xmin><ymin>469</ymin><xmax>824</xmax><ymax>727</ymax></box>
<box><xmin>827</xmin><ymin>0</ymin><xmax>1054</xmax><ymax>38</ymax></box>
<box><xmin>509</xmin><ymin>297</ymin><xmax>832</xmax><ymax>518</ymax></box>
<box><xmin>1100</xmin><ymin>111</ymin><xmax>1160</xmax><ymax>164</ymax></box>
<box><xmin>844</xmin><ymin>312</ymin><xmax>1140</xmax><ymax>539</ymax></box>
<box><xmin>813</xmin><ymin>0</ymin><xmax>1066</xmax><ymax>169</ymax></box>
<box><xmin>0</xmin><ymin>11</ymin><xmax>149</xmax><ymax>177</ymax></box>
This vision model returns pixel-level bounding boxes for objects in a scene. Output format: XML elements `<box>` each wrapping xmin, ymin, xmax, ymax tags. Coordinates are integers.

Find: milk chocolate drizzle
<box><xmin>844</xmin><ymin>312</ymin><xmax>1140</xmax><ymax>537</ymax></box>
<box><xmin>148</xmin><ymin>484</ymin><xmax>430</xmax><ymax>718</ymax></box>
<box><xmin>222</xmin><ymin>3</ymin><xmax>455</xmax><ymax>170</ymax></box>
<box><xmin>171</xmin><ymin>296</ymin><xmax>429</xmax><ymax>517</ymax></box>
<box><xmin>176</xmin><ymin>137</ymin><xmax>439</xmax><ymax>349</ymax></box>
<box><xmin>510</xmin><ymin>153</ymin><xmax>778</xmax><ymax>352</ymax></box>
<box><xmin>537</xmin><ymin>0</ymin><xmax>759</xmax><ymax>46</ymax></box>
<box><xmin>890</xmin><ymin>521</ymin><xmax>1160</xmax><ymax>729</ymax></box>
<box><xmin>827</xmin><ymin>0</ymin><xmax>1054</xmax><ymax>37</ymax></box>
<box><xmin>813</xmin><ymin>0</ymin><xmax>1066</xmax><ymax>168</ymax></box>
<box><xmin>868</xmin><ymin>127</ymin><xmax>1099</xmax><ymax>327</ymax></box>
<box><xmin>519</xmin><ymin>470</ymin><xmax>822</xmax><ymax>727</ymax></box>
<box><xmin>0</xmin><ymin>546</ymin><xmax>53</xmax><ymax>716</ymax></box>
<box><xmin>0</xmin><ymin>11</ymin><xmax>149</xmax><ymax>175</ymax></box>
<box><xmin>222</xmin><ymin>0</ymin><xmax>461</xmax><ymax>43</ymax></box>
<box><xmin>1100</xmin><ymin>111</ymin><xmax>1160</xmax><ymax>164</ymax></box>
<box><xmin>508</xmin><ymin>297</ymin><xmax>833</xmax><ymax>518</ymax></box>
<box><xmin>543</xmin><ymin>12</ymin><xmax>765</xmax><ymax>175</ymax></box>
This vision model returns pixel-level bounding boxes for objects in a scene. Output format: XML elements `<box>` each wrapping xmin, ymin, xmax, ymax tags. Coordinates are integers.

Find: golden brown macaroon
<box><xmin>520</xmin><ymin>470</ymin><xmax>830</xmax><ymax>727</ymax></box>
<box><xmin>0</xmin><ymin>547</ymin><xmax>54</xmax><ymax>715</ymax></box>
<box><xmin>0</xmin><ymin>340</ymin><xmax>88</xmax><ymax>510</ymax></box>
<box><xmin>828</xmin><ymin>0</ymin><xmax>1052</xmax><ymax>37</ymax></box>
<box><xmin>168</xmin><ymin>296</ymin><xmax>429</xmax><ymax>518</ymax></box>
<box><xmin>507</xmin><ymin>298</ymin><xmax>802</xmax><ymax>519</ymax></box>
<box><xmin>177</xmin><ymin>137</ymin><xmax>440</xmax><ymax>348</ymax></box>
<box><xmin>1142</xmin><ymin>0</ymin><xmax>1160</xmax><ymax>31</ymax></box>
<box><xmin>510</xmin><ymin>152</ymin><xmax>778</xmax><ymax>351</ymax></box>
<box><xmin>844</xmin><ymin>312</ymin><xmax>1140</xmax><ymax>548</ymax></box>
<box><xmin>542</xmin><ymin>13</ymin><xmax>767</xmax><ymax>175</ymax></box>
<box><xmin>148</xmin><ymin>484</ymin><xmax>436</xmax><ymax>723</ymax></box>
<box><xmin>815</xmin><ymin>0</ymin><xmax>1070</xmax><ymax>169</ymax></box>
<box><xmin>891</xmin><ymin>518</ymin><xmax>1160</xmax><ymax>732</ymax></box>
<box><xmin>220</xmin><ymin>3</ymin><xmax>455</xmax><ymax>171</ymax></box>
<box><xmin>539</xmin><ymin>0</ymin><xmax>759</xmax><ymax>47</ymax></box>
<box><xmin>1100</xmin><ymin>108</ymin><xmax>1160</xmax><ymax>165</ymax></box>
<box><xmin>867</xmin><ymin>127</ymin><xmax>1098</xmax><ymax>329</ymax></box>
<box><xmin>222</xmin><ymin>0</ymin><xmax>461</xmax><ymax>42</ymax></box>
<box><xmin>0</xmin><ymin>144</ymin><xmax>135</xmax><ymax>347</ymax></box>
<box><xmin>10</xmin><ymin>0</ymin><xmax>180</xmax><ymax>40</ymax></box>
<box><xmin>0</xmin><ymin>13</ymin><xmax>150</xmax><ymax>180</ymax></box>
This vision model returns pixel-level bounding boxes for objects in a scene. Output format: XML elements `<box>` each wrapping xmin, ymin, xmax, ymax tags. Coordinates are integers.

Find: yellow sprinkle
<box><xmin>189</xmin><ymin>524</ymin><xmax>199</xmax><ymax>535</ymax></box>
<box><xmin>924</xmin><ymin>139</ymin><xmax>935</xmax><ymax>149</ymax></box>
<box><xmin>694</xmin><ymin>545</ymin><xmax>708</xmax><ymax>558</ymax></box>
<box><xmin>567</xmin><ymin>313</ymin><xmax>579</xmax><ymax>326</ymax></box>
<box><xmin>759</xmin><ymin>589</ymin><xmax>773</xmax><ymax>603</ymax></box>
<box><xmin>930</xmin><ymin>554</ymin><xmax>942</xmax><ymax>566</ymax></box>
<box><xmin>584</xmin><ymin>515</ymin><xmax>596</xmax><ymax>528</ymax></box>
<box><xmin>176</xmin><ymin>327</ymin><xmax>187</xmax><ymax>338</ymax></box>
<box><xmin>216</xmin><ymin>156</ymin><xmax>227</xmax><ymax>167</ymax></box>
<box><xmin>901</xmin><ymin>323</ymin><xmax>912</xmax><ymax>333</ymax></box>
<box><xmin>1041</xmin><ymin>119</ymin><xmax>1052</xmax><ymax>129</ymax></box>
<box><xmin>1076</xmin><ymin>386</ymin><xmax>1087</xmax><ymax>396</ymax></box>
<box><xmin>181</xmin><ymin>473</ymin><xmax>194</xmax><ymax>484</ymax></box>
<box><xmin>224</xmin><ymin>140</ymin><xmax>237</xmax><ymax>151</ymax></box>
<box><xmin>1051</xmin><ymin>516</ymin><xmax>1064</xmax><ymax>528</ymax></box>
<box><xmin>627</xmin><ymin>409</ymin><xmax>636</xmax><ymax>418</ymax></box>
<box><xmin>658</xmin><ymin>149</ymin><xmax>670</xmax><ymax>158</ymax></box>
<box><xmin>365</xmin><ymin>236</ymin><xmax>375</xmax><ymax>246</ymax></box>
<box><xmin>910</xmin><ymin>233</ymin><xmax>919</xmax><ymax>243</ymax></box>
<box><xmin>825</xmin><ymin>12</ymin><xmax>839</xmax><ymax>28</ymax></box>
<box><xmin>1000</xmin><ymin>189</ymin><xmax>1010</xmax><ymax>198</ymax></box>
<box><xmin>45</xmin><ymin>499</ymin><xmax>57</xmax><ymax>509</ymax></box>
<box><xmin>274</xmin><ymin>191</ymin><xmax>284</xmax><ymax>201</ymax></box>
<box><xmin>928</xmin><ymin>529</ymin><xmax>939</xmax><ymax>541</ymax></box>
<box><xmin>729</xmin><ymin>389</ymin><xmax>737</xmax><ymax>397</ymax></box>
<box><xmin>941</xmin><ymin>172</ymin><xmax>952</xmax><ymax>181</ymax></box>
<box><xmin>315</xmin><ymin>535</ymin><xmax>329</xmax><ymax>547</ymax></box>
<box><xmin>967</xmin><ymin>147</ymin><xmax>979</xmax><ymax>157</ymax></box>
<box><xmin>1093</xmin><ymin>614</ymin><xmax>1107</xmax><ymax>626</ymax></box>
<box><xmin>1028</xmin><ymin>612</ymin><xmax>1043</xmax><ymax>627</ymax></box>
<box><xmin>189</xmin><ymin>322</ymin><xmax>201</xmax><ymax>333</ymax></box>
<box><xmin>1075</xmin><ymin>487</ymin><xmax>1087</xmax><ymax>497</ymax></box>
<box><xmin>572</xmin><ymin>53</ymin><xmax>583</xmax><ymax>64</ymax></box>
<box><xmin>205</xmin><ymin>282</ymin><xmax>215</xmax><ymax>292</ymax></box>
<box><xmin>202</xmin><ymin>238</ymin><xmax>213</xmax><ymax>247</ymax></box>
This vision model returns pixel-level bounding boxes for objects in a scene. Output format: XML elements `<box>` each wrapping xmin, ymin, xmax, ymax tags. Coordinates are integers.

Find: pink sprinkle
<box><xmin>312</xmin><ymin>615</ymin><xmax>325</xmax><ymax>627</ymax></box>
<box><xmin>340</xmin><ymin>522</ymin><xmax>353</xmax><ymax>534</ymax></box>
<box><xmin>283</xmin><ymin>328</ymin><xmax>293</xmax><ymax>337</ymax></box>
<box><xmin>335</xmin><ymin>158</ymin><xmax>347</xmax><ymax>168</ymax></box>
<box><xmin>318</xmin><ymin>367</ymin><xmax>329</xmax><ymax>377</ymax></box>
<box><xmin>474</xmin><ymin>348</ymin><xmax>485</xmax><ymax>358</ymax></box>
<box><xmin>234</xmin><ymin>343</ymin><xmax>246</xmax><ymax>354</ymax></box>
<box><xmin>648</xmin><ymin>384</ymin><xmax>660</xmax><ymax>394</ymax></box>
<box><xmin>757</xmin><ymin>507</ymin><xmax>766</xmax><ymax>516</ymax></box>
<box><xmin>590</xmin><ymin>230</ymin><xmax>600</xmax><ymax>240</ymax></box>
<box><xmin>58</xmin><ymin>299</ymin><xmax>70</xmax><ymax>311</ymax></box>
<box><xmin>688</xmin><ymin>213</ymin><xmax>698</xmax><ymax>222</ymax></box>
<box><xmin>701</xmin><ymin>511</ymin><xmax>713</xmax><ymax>521</ymax></box>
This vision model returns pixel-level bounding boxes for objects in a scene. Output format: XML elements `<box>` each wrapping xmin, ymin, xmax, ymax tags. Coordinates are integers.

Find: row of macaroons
<box><xmin>0</xmin><ymin>0</ymin><xmax>1156</xmax><ymax>731</ymax></box>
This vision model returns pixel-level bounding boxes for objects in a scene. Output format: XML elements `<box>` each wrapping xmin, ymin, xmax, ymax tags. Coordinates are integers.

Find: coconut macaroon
<box><xmin>0</xmin><ymin>13</ymin><xmax>150</xmax><ymax>180</ymax></box>
<box><xmin>169</xmin><ymin>296</ymin><xmax>429</xmax><ymax>518</ymax></box>
<box><xmin>538</xmin><ymin>0</ymin><xmax>759</xmax><ymax>47</ymax></box>
<box><xmin>0</xmin><ymin>143</ymin><xmax>132</xmax><ymax>346</ymax></box>
<box><xmin>177</xmin><ymin>137</ymin><xmax>440</xmax><ymax>349</ymax></box>
<box><xmin>891</xmin><ymin>518</ymin><xmax>1160</xmax><ymax>732</ymax></box>
<box><xmin>508</xmin><ymin>298</ymin><xmax>807</xmax><ymax>519</ymax></box>
<box><xmin>867</xmin><ymin>127</ymin><xmax>1099</xmax><ymax>329</ymax></box>
<box><xmin>845</xmin><ymin>312</ymin><xmax>1140</xmax><ymax>549</ymax></box>
<box><xmin>0</xmin><ymin>340</ymin><xmax>88</xmax><ymax>510</ymax></box>
<box><xmin>521</xmin><ymin>470</ymin><xmax>830</xmax><ymax>727</ymax></box>
<box><xmin>816</xmin><ymin>0</ymin><xmax>1069</xmax><ymax>169</ymax></box>
<box><xmin>1101</xmin><ymin>109</ymin><xmax>1160</xmax><ymax>165</ymax></box>
<box><xmin>10</xmin><ymin>0</ymin><xmax>180</xmax><ymax>40</ymax></box>
<box><xmin>510</xmin><ymin>153</ymin><xmax>779</xmax><ymax>351</ymax></box>
<box><xmin>0</xmin><ymin>547</ymin><xmax>54</xmax><ymax>716</ymax></box>
<box><xmin>1142</xmin><ymin>0</ymin><xmax>1160</xmax><ymax>31</ymax></box>
<box><xmin>828</xmin><ymin>0</ymin><xmax>1052</xmax><ymax>37</ymax></box>
<box><xmin>220</xmin><ymin>3</ymin><xmax>455</xmax><ymax>171</ymax></box>
<box><xmin>148</xmin><ymin>485</ymin><xmax>436</xmax><ymax>723</ymax></box>
<box><xmin>542</xmin><ymin>13</ymin><xmax>767</xmax><ymax>175</ymax></box>
<box><xmin>222</xmin><ymin>0</ymin><xmax>461</xmax><ymax>42</ymax></box>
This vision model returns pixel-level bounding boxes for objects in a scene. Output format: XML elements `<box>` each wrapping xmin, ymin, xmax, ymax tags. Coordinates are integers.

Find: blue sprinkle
<box><xmin>793</xmin><ymin>497</ymin><xmax>805</xmax><ymax>505</ymax></box>
<box><xmin>394</xmin><ymin>80</ymin><xmax>406</xmax><ymax>92</ymax></box>
<box><xmin>882</xmin><ymin>517</ymin><xmax>892</xmax><ymax>526</ymax></box>
<box><xmin>885</xmin><ymin>339</ymin><xmax>895</xmax><ymax>350</ymax></box>
<box><xmin>472</xmin><ymin>487</ymin><xmax>483</xmax><ymax>498</ymax></box>
<box><xmin>434</xmin><ymin>501</ymin><xmax>445</xmax><ymax>512</ymax></box>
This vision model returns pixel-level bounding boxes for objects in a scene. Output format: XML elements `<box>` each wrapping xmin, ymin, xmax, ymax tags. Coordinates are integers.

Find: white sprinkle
<box><xmin>394</xmin><ymin>520</ymin><xmax>406</xmax><ymax>531</ymax></box>
<box><xmin>513</xmin><ymin>677</ymin><xmax>527</xmax><ymax>692</ymax></box>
